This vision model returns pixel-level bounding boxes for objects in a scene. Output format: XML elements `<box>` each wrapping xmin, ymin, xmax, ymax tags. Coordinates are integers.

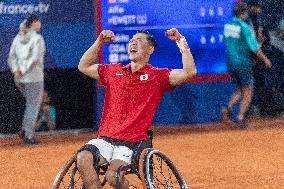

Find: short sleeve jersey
<box><xmin>224</xmin><ymin>17</ymin><xmax>260</xmax><ymax>67</ymax></box>
<box><xmin>97</xmin><ymin>63</ymin><xmax>175</xmax><ymax>142</ymax></box>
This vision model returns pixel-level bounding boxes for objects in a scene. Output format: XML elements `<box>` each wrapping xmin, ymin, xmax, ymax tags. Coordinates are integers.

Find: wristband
<box><xmin>176</xmin><ymin>36</ymin><xmax>190</xmax><ymax>53</ymax></box>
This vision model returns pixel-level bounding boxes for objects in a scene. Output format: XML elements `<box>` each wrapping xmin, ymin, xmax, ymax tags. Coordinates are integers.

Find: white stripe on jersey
<box><xmin>224</xmin><ymin>24</ymin><xmax>241</xmax><ymax>38</ymax></box>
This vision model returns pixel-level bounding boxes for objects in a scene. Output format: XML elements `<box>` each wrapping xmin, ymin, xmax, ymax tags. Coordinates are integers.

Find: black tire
<box><xmin>51</xmin><ymin>155</ymin><xmax>84</xmax><ymax>189</ymax></box>
<box><xmin>139</xmin><ymin>148</ymin><xmax>188</xmax><ymax>189</ymax></box>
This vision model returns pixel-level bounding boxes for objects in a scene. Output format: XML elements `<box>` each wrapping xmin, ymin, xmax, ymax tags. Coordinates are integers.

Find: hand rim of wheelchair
<box><xmin>51</xmin><ymin>155</ymin><xmax>78</xmax><ymax>189</ymax></box>
<box><xmin>51</xmin><ymin>148</ymin><xmax>188</xmax><ymax>189</ymax></box>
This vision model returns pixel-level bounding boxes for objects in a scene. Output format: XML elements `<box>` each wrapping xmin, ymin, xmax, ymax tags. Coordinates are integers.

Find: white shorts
<box><xmin>86</xmin><ymin>138</ymin><xmax>133</xmax><ymax>164</ymax></box>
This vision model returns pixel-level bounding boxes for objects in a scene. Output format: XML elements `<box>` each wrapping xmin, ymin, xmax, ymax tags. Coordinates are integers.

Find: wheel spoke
<box><xmin>52</xmin><ymin>155</ymin><xmax>85</xmax><ymax>189</ymax></box>
<box><xmin>142</xmin><ymin>149</ymin><xmax>188</xmax><ymax>189</ymax></box>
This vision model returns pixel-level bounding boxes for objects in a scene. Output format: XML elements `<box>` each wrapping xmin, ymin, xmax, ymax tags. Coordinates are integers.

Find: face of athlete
<box><xmin>128</xmin><ymin>33</ymin><xmax>154</xmax><ymax>62</ymax></box>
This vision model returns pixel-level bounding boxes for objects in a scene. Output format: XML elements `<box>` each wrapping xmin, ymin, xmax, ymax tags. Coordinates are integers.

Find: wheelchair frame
<box><xmin>51</xmin><ymin>135</ymin><xmax>188</xmax><ymax>189</ymax></box>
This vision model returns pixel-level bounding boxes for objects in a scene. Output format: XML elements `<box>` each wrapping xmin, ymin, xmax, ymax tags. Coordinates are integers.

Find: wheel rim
<box><xmin>51</xmin><ymin>155</ymin><xmax>84</xmax><ymax>189</ymax></box>
<box><xmin>144</xmin><ymin>149</ymin><xmax>188</xmax><ymax>189</ymax></box>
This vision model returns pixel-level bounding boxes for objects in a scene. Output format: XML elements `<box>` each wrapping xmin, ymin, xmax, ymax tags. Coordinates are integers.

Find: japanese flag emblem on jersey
<box><xmin>140</xmin><ymin>74</ymin><xmax>148</xmax><ymax>81</ymax></box>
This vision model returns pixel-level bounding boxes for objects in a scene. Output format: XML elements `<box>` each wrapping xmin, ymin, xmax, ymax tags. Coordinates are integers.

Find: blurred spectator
<box><xmin>35</xmin><ymin>90</ymin><xmax>56</xmax><ymax>132</ymax></box>
<box><xmin>279</xmin><ymin>17</ymin><xmax>284</xmax><ymax>39</ymax></box>
<box><xmin>7</xmin><ymin>14</ymin><xmax>46</xmax><ymax>144</ymax></box>
<box><xmin>244</xmin><ymin>1</ymin><xmax>284</xmax><ymax>117</ymax></box>
<box><xmin>247</xmin><ymin>1</ymin><xmax>265</xmax><ymax>45</ymax></box>
<box><xmin>269</xmin><ymin>16</ymin><xmax>284</xmax><ymax>52</ymax></box>
<box><xmin>222</xmin><ymin>2</ymin><xmax>271</xmax><ymax>128</ymax></box>
<box><xmin>247</xmin><ymin>0</ymin><xmax>268</xmax><ymax>116</ymax></box>
<box><xmin>261</xmin><ymin>16</ymin><xmax>284</xmax><ymax>116</ymax></box>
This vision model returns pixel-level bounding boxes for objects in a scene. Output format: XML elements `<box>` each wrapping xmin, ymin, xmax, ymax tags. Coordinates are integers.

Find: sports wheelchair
<box><xmin>51</xmin><ymin>131</ymin><xmax>188</xmax><ymax>189</ymax></box>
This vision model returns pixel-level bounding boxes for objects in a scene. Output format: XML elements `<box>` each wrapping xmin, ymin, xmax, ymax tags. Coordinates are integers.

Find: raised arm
<box><xmin>78</xmin><ymin>30</ymin><xmax>115</xmax><ymax>79</ymax></box>
<box><xmin>165</xmin><ymin>28</ymin><xmax>196</xmax><ymax>86</ymax></box>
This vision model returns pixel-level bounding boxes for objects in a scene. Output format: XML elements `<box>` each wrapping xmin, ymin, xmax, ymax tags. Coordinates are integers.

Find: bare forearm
<box><xmin>78</xmin><ymin>30</ymin><xmax>115</xmax><ymax>79</ymax></box>
<box><xmin>78</xmin><ymin>39</ymin><xmax>102</xmax><ymax>70</ymax></box>
<box><xmin>177</xmin><ymin>36</ymin><xmax>196</xmax><ymax>76</ymax></box>
<box><xmin>77</xmin><ymin>39</ymin><xmax>103</xmax><ymax>79</ymax></box>
<box><xmin>47</xmin><ymin>121</ymin><xmax>56</xmax><ymax>130</ymax></box>
<box><xmin>255</xmin><ymin>49</ymin><xmax>268</xmax><ymax>63</ymax></box>
<box><xmin>182</xmin><ymin>49</ymin><xmax>196</xmax><ymax>75</ymax></box>
<box><xmin>169</xmin><ymin>34</ymin><xmax>197</xmax><ymax>86</ymax></box>
<box><xmin>47</xmin><ymin>114</ymin><xmax>56</xmax><ymax>130</ymax></box>
<box><xmin>254</xmin><ymin>49</ymin><xmax>272</xmax><ymax>68</ymax></box>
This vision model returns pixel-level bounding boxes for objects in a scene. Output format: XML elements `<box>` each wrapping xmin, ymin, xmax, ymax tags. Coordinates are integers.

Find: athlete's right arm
<box><xmin>78</xmin><ymin>30</ymin><xmax>115</xmax><ymax>79</ymax></box>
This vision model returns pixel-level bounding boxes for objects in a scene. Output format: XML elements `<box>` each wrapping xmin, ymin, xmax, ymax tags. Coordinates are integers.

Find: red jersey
<box><xmin>97</xmin><ymin>63</ymin><xmax>175</xmax><ymax>142</ymax></box>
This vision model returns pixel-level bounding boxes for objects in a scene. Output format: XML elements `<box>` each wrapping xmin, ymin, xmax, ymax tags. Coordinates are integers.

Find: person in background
<box><xmin>278</xmin><ymin>17</ymin><xmax>284</xmax><ymax>40</ymax></box>
<box><xmin>247</xmin><ymin>0</ymin><xmax>268</xmax><ymax>116</ymax></box>
<box><xmin>247</xmin><ymin>1</ymin><xmax>264</xmax><ymax>45</ymax></box>
<box><xmin>266</xmin><ymin>16</ymin><xmax>284</xmax><ymax>116</ymax></box>
<box><xmin>7</xmin><ymin>14</ymin><xmax>46</xmax><ymax>144</ymax></box>
<box><xmin>222</xmin><ymin>2</ymin><xmax>271</xmax><ymax>128</ymax></box>
<box><xmin>35</xmin><ymin>90</ymin><xmax>56</xmax><ymax>132</ymax></box>
<box><xmin>269</xmin><ymin>16</ymin><xmax>284</xmax><ymax>53</ymax></box>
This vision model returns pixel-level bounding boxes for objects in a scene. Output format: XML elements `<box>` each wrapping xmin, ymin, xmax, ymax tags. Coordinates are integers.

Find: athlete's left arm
<box><xmin>166</xmin><ymin>28</ymin><xmax>197</xmax><ymax>86</ymax></box>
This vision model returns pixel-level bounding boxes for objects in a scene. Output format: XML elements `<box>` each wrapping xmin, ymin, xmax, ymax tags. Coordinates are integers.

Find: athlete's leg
<box><xmin>77</xmin><ymin>139</ymin><xmax>113</xmax><ymax>189</ymax></box>
<box><xmin>105</xmin><ymin>145</ymin><xmax>133</xmax><ymax>189</ymax></box>
<box><xmin>77</xmin><ymin>150</ymin><xmax>105</xmax><ymax>189</ymax></box>
<box><xmin>105</xmin><ymin>159</ymin><xmax>130</xmax><ymax>189</ymax></box>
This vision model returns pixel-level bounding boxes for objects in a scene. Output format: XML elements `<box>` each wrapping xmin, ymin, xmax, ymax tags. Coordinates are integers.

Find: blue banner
<box><xmin>100</xmin><ymin>0</ymin><xmax>236</xmax><ymax>74</ymax></box>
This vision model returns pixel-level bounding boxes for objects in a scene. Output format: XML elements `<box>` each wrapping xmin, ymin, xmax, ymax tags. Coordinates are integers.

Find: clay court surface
<box><xmin>1</xmin><ymin>117</ymin><xmax>284</xmax><ymax>189</ymax></box>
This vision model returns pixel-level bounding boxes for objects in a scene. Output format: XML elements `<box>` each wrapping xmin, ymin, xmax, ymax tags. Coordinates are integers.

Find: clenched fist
<box><xmin>165</xmin><ymin>28</ymin><xmax>182</xmax><ymax>41</ymax></box>
<box><xmin>98</xmin><ymin>30</ymin><xmax>115</xmax><ymax>43</ymax></box>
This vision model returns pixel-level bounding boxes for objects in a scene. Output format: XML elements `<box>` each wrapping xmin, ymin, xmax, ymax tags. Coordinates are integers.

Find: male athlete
<box><xmin>77</xmin><ymin>28</ymin><xmax>196</xmax><ymax>189</ymax></box>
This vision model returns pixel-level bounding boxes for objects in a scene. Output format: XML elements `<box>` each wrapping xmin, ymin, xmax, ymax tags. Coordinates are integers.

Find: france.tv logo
<box><xmin>0</xmin><ymin>2</ymin><xmax>50</xmax><ymax>14</ymax></box>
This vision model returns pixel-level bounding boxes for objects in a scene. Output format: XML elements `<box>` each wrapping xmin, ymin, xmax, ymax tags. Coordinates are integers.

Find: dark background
<box><xmin>0</xmin><ymin>69</ymin><xmax>94</xmax><ymax>134</ymax></box>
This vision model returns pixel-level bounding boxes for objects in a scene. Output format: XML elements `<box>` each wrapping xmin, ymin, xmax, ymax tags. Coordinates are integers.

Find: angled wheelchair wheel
<box><xmin>139</xmin><ymin>148</ymin><xmax>188</xmax><ymax>189</ymax></box>
<box><xmin>51</xmin><ymin>155</ymin><xmax>85</xmax><ymax>189</ymax></box>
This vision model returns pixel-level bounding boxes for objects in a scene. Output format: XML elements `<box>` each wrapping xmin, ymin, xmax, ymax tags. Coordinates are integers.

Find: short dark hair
<box><xmin>136</xmin><ymin>30</ymin><xmax>157</xmax><ymax>48</ymax></box>
<box><xmin>25</xmin><ymin>14</ymin><xmax>40</xmax><ymax>28</ymax></box>
<box><xmin>233</xmin><ymin>2</ymin><xmax>248</xmax><ymax>17</ymax></box>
